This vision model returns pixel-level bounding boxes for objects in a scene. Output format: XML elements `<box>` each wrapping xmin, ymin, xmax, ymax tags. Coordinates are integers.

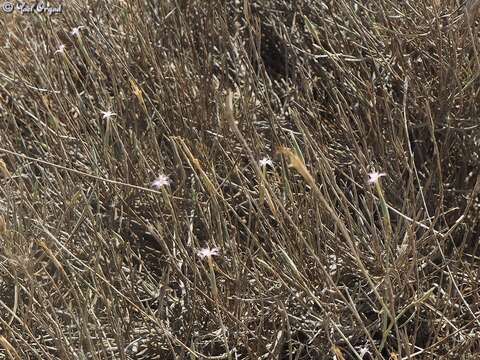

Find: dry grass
<box><xmin>0</xmin><ymin>1</ymin><xmax>480</xmax><ymax>359</ymax></box>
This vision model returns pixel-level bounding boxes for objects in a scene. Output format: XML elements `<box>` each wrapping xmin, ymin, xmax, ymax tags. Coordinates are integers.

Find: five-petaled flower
<box><xmin>151</xmin><ymin>174</ymin><xmax>170</xmax><ymax>189</ymax></box>
<box><xmin>197</xmin><ymin>247</ymin><xmax>221</xmax><ymax>260</ymax></box>
<box><xmin>70</xmin><ymin>26</ymin><xmax>85</xmax><ymax>37</ymax></box>
<box><xmin>367</xmin><ymin>171</ymin><xmax>386</xmax><ymax>184</ymax></box>
<box><xmin>101</xmin><ymin>110</ymin><xmax>116</xmax><ymax>120</ymax></box>
<box><xmin>259</xmin><ymin>157</ymin><xmax>273</xmax><ymax>168</ymax></box>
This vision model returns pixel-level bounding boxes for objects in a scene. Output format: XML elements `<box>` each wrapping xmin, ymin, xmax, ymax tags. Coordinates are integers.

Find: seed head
<box><xmin>0</xmin><ymin>159</ymin><xmax>11</xmax><ymax>178</ymax></box>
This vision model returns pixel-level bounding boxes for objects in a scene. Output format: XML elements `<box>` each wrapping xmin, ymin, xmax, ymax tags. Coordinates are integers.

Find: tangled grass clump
<box><xmin>0</xmin><ymin>1</ymin><xmax>479</xmax><ymax>359</ymax></box>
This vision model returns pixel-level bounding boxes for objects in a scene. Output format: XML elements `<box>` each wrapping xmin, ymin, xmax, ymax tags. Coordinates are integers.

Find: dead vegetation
<box><xmin>0</xmin><ymin>1</ymin><xmax>479</xmax><ymax>359</ymax></box>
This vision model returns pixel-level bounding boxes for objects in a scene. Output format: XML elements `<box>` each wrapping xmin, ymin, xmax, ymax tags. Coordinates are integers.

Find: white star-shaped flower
<box><xmin>358</xmin><ymin>346</ymin><xmax>371</xmax><ymax>359</ymax></box>
<box><xmin>151</xmin><ymin>174</ymin><xmax>170</xmax><ymax>189</ymax></box>
<box><xmin>197</xmin><ymin>247</ymin><xmax>220</xmax><ymax>260</ymax></box>
<box><xmin>70</xmin><ymin>26</ymin><xmax>85</xmax><ymax>37</ymax></box>
<box><xmin>367</xmin><ymin>171</ymin><xmax>386</xmax><ymax>184</ymax></box>
<box><xmin>100</xmin><ymin>110</ymin><xmax>116</xmax><ymax>120</ymax></box>
<box><xmin>259</xmin><ymin>157</ymin><xmax>273</xmax><ymax>167</ymax></box>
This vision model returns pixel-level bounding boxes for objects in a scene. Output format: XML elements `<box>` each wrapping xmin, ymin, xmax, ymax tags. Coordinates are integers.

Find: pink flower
<box><xmin>197</xmin><ymin>247</ymin><xmax>220</xmax><ymax>260</ymax></box>
<box><xmin>151</xmin><ymin>174</ymin><xmax>170</xmax><ymax>189</ymax></box>
<box><xmin>367</xmin><ymin>171</ymin><xmax>386</xmax><ymax>184</ymax></box>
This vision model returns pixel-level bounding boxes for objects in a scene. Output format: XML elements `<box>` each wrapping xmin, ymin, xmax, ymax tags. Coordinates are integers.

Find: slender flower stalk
<box><xmin>151</xmin><ymin>174</ymin><xmax>173</xmax><ymax>214</ymax></box>
<box><xmin>197</xmin><ymin>246</ymin><xmax>221</xmax><ymax>299</ymax></box>
<box><xmin>259</xmin><ymin>157</ymin><xmax>273</xmax><ymax>205</ymax></box>
<box><xmin>197</xmin><ymin>247</ymin><xmax>230</xmax><ymax>358</ymax></box>
<box><xmin>368</xmin><ymin>171</ymin><xmax>394</xmax><ymax>252</ymax></box>
<box><xmin>101</xmin><ymin>110</ymin><xmax>116</xmax><ymax>146</ymax></box>
<box><xmin>0</xmin><ymin>215</ymin><xmax>6</xmax><ymax>235</ymax></box>
<box><xmin>70</xmin><ymin>26</ymin><xmax>95</xmax><ymax>69</ymax></box>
